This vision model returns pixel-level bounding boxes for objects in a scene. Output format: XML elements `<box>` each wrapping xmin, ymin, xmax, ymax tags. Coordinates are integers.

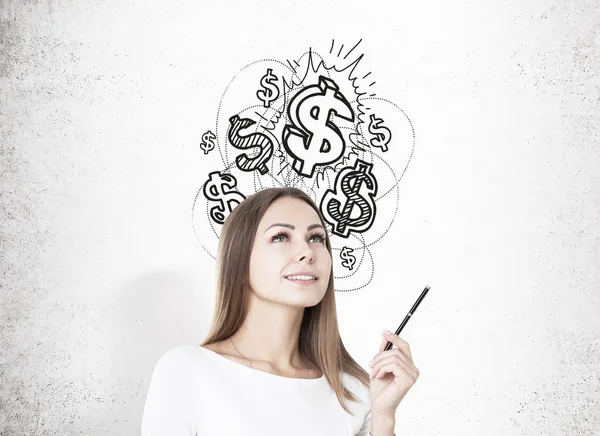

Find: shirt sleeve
<box><xmin>141</xmin><ymin>347</ymin><xmax>196</xmax><ymax>436</ymax></box>
<box><xmin>355</xmin><ymin>406</ymin><xmax>371</xmax><ymax>436</ymax></box>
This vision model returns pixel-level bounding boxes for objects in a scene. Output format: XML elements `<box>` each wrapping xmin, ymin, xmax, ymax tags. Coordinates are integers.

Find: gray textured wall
<box><xmin>1</xmin><ymin>0</ymin><xmax>599</xmax><ymax>435</ymax></box>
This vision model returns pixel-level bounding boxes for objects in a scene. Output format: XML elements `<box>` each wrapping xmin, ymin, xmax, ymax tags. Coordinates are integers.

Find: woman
<box><xmin>141</xmin><ymin>187</ymin><xmax>419</xmax><ymax>435</ymax></box>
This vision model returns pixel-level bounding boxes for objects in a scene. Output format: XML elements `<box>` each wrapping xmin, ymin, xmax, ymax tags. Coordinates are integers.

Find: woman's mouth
<box><xmin>285</xmin><ymin>276</ymin><xmax>318</xmax><ymax>286</ymax></box>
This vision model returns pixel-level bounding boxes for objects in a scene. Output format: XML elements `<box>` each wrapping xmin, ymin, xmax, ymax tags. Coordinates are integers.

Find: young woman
<box><xmin>141</xmin><ymin>187</ymin><xmax>419</xmax><ymax>435</ymax></box>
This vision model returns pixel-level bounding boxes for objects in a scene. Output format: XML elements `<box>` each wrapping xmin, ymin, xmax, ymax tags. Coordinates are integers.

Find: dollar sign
<box><xmin>200</xmin><ymin>130</ymin><xmax>216</xmax><ymax>154</ymax></box>
<box><xmin>256</xmin><ymin>68</ymin><xmax>280</xmax><ymax>107</ymax></box>
<box><xmin>368</xmin><ymin>114</ymin><xmax>392</xmax><ymax>152</ymax></box>
<box><xmin>228</xmin><ymin>115</ymin><xmax>274</xmax><ymax>175</ymax></box>
<box><xmin>203</xmin><ymin>171</ymin><xmax>246</xmax><ymax>225</ymax></box>
<box><xmin>320</xmin><ymin>159</ymin><xmax>378</xmax><ymax>238</ymax></box>
<box><xmin>282</xmin><ymin>75</ymin><xmax>355</xmax><ymax>178</ymax></box>
<box><xmin>340</xmin><ymin>246</ymin><xmax>356</xmax><ymax>270</ymax></box>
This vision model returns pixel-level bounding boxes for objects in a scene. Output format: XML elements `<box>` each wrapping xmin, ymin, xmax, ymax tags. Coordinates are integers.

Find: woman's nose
<box><xmin>296</xmin><ymin>243</ymin><xmax>315</xmax><ymax>263</ymax></box>
<box><xmin>298</xmin><ymin>253</ymin><xmax>314</xmax><ymax>263</ymax></box>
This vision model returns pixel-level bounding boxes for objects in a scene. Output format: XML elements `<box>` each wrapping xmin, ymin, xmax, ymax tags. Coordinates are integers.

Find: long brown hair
<box><xmin>200</xmin><ymin>186</ymin><xmax>370</xmax><ymax>415</ymax></box>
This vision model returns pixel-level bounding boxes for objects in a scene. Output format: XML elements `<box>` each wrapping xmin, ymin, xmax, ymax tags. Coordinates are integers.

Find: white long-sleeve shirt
<box><xmin>141</xmin><ymin>344</ymin><xmax>373</xmax><ymax>436</ymax></box>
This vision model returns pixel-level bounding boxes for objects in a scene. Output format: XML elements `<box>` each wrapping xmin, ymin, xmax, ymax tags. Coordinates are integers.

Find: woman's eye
<box><xmin>310</xmin><ymin>233</ymin><xmax>326</xmax><ymax>243</ymax></box>
<box><xmin>271</xmin><ymin>231</ymin><xmax>289</xmax><ymax>242</ymax></box>
<box><xmin>271</xmin><ymin>232</ymin><xmax>326</xmax><ymax>243</ymax></box>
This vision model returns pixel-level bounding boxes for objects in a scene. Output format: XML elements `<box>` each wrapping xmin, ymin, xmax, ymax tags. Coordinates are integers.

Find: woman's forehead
<box><xmin>259</xmin><ymin>198</ymin><xmax>321</xmax><ymax>227</ymax></box>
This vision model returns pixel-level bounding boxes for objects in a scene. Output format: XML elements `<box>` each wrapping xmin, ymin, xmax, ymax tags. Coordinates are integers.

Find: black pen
<box><xmin>384</xmin><ymin>285</ymin><xmax>431</xmax><ymax>351</ymax></box>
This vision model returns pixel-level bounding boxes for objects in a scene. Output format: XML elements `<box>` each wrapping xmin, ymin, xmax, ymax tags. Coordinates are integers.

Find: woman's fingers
<box><xmin>370</xmin><ymin>349</ymin><xmax>418</xmax><ymax>379</ymax></box>
<box><xmin>382</xmin><ymin>330</ymin><xmax>413</xmax><ymax>361</ymax></box>
<box><xmin>373</xmin><ymin>359</ymin><xmax>419</xmax><ymax>384</ymax></box>
<box><xmin>370</xmin><ymin>330</ymin><xmax>417</xmax><ymax>375</ymax></box>
<box><xmin>379</xmin><ymin>330</ymin><xmax>389</xmax><ymax>352</ymax></box>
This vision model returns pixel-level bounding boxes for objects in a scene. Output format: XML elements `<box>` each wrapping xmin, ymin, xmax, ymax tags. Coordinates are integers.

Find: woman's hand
<box><xmin>368</xmin><ymin>330</ymin><xmax>420</xmax><ymax>416</ymax></box>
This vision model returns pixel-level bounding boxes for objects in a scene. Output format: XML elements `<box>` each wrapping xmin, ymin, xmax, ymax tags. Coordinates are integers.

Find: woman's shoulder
<box><xmin>341</xmin><ymin>371</ymin><xmax>371</xmax><ymax>401</ymax></box>
<box><xmin>152</xmin><ymin>345</ymin><xmax>197</xmax><ymax>373</ymax></box>
<box><xmin>151</xmin><ymin>344</ymin><xmax>226</xmax><ymax>384</ymax></box>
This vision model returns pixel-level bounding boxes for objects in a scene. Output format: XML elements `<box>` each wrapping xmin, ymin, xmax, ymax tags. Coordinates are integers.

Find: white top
<box><xmin>141</xmin><ymin>344</ymin><xmax>373</xmax><ymax>436</ymax></box>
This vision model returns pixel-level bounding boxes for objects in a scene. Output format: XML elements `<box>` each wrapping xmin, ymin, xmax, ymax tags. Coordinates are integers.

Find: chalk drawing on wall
<box><xmin>193</xmin><ymin>39</ymin><xmax>415</xmax><ymax>292</ymax></box>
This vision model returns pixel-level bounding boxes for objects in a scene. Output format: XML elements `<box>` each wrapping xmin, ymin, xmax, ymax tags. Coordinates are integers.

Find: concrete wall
<box><xmin>1</xmin><ymin>0</ymin><xmax>598</xmax><ymax>434</ymax></box>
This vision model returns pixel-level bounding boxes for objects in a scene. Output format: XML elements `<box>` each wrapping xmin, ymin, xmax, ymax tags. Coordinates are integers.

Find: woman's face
<box><xmin>248</xmin><ymin>197</ymin><xmax>332</xmax><ymax>306</ymax></box>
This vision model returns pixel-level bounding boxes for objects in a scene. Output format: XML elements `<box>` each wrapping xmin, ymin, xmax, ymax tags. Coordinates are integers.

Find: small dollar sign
<box><xmin>368</xmin><ymin>114</ymin><xmax>392</xmax><ymax>152</ymax></box>
<box><xmin>340</xmin><ymin>246</ymin><xmax>356</xmax><ymax>270</ymax></box>
<box><xmin>228</xmin><ymin>115</ymin><xmax>275</xmax><ymax>175</ymax></box>
<box><xmin>282</xmin><ymin>75</ymin><xmax>355</xmax><ymax>178</ymax></box>
<box><xmin>257</xmin><ymin>68</ymin><xmax>280</xmax><ymax>107</ymax></box>
<box><xmin>320</xmin><ymin>159</ymin><xmax>378</xmax><ymax>238</ymax></box>
<box><xmin>203</xmin><ymin>171</ymin><xmax>246</xmax><ymax>225</ymax></box>
<box><xmin>200</xmin><ymin>130</ymin><xmax>216</xmax><ymax>154</ymax></box>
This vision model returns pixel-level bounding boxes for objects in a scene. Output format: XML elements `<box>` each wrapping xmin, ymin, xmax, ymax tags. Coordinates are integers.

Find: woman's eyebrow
<box><xmin>264</xmin><ymin>223</ymin><xmax>324</xmax><ymax>233</ymax></box>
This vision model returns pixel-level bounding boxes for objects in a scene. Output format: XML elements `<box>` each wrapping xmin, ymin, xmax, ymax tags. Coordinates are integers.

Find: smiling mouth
<box><xmin>285</xmin><ymin>277</ymin><xmax>318</xmax><ymax>284</ymax></box>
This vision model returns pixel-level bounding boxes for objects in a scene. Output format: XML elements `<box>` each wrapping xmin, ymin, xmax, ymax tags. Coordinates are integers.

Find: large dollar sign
<box><xmin>228</xmin><ymin>115</ymin><xmax>274</xmax><ymax>175</ymax></box>
<box><xmin>256</xmin><ymin>68</ymin><xmax>280</xmax><ymax>107</ymax></box>
<box><xmin>368</xmin><ymin>114</ymin><xmax>392</xmax><ymax>152</ymax></box>
<box><xmin>203</xmin><ymin>171</ymin><xmax>246</xmax><ymax>225</ymax></box>
<box><xmin>340</xmin><ymin>246</ymin><xmax>356</xmax><ymax>270</ymax></box>
<box><xmin>200</xmin><ymin>130</ymin><xmax>216</xmax><ymax>154</ymax></box>
<box><xmin>282</xmin><ymin>76</ymin><xmax>354</xmax><ymax>178</ymax></box>
<box><xmin>320</xmin><ymin>159</ymin><xmax>378</xmax><ymax>238</ymax></box>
